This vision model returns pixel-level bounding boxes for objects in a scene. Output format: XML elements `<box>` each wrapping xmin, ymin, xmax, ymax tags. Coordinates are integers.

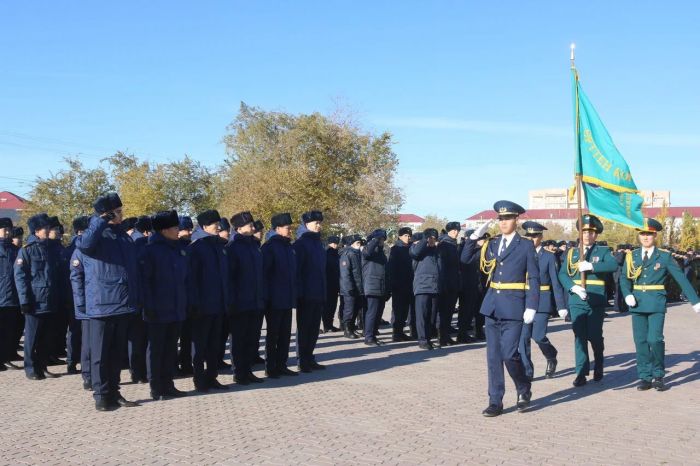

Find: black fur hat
<box><xmin>93</xmin><ymin>192</ymin><xmax>122</xmax><ymax>214</ymax></box>
<box><xmin>301</xmin><ymin>210</ymin><xmax>323</xmax><ymax>224</ymax></box>
<box><xmin>152</xmin><ymin>210</ymin><xmax>179</xmax><ymax>231</ymax></box>
<box><xmin>196</xmin><ymin>209</ymin><xmax>221</xmax><ymax>227</ymax></box>
<box><xmin>271</xmin><ymin>213</ymin><xmax>293</xmax><ymax>228</ymax></box>
<box><xmin>231</xmin><ymin>211</ymin><xmax>254</xmax><ymax>229</ymax></box>
<box><xmin>134</xmin><ymin>215</ymin><xmax>152</xmax><ymax>233</ymax></box>
<box><xmin>445</xmin><ymin>222</ymin><xmax>461</xmax><ymax>233</ymax></box>
<box><xmin>72</xmin><ymin>216</ymin><xmax>90</xmax><ymax>234</ymax></box>
<box><xmin>253</xmin><ymin>220</ymin><xmax>265</xmax><ymax>232</ymax></box>
<box><xmin>28</xmin><ymin>213</ymin><xmax>51</xmax><ymax>234</ymax></box>
<box><xmin>0</xmin><ymin>217</ymin><xmax>13</xmax><ymax>229</ymax></box>
<box><xmin>398</xmin><ymin>227</ymin><xmax>412</xmax><ymax>237</ymax></box>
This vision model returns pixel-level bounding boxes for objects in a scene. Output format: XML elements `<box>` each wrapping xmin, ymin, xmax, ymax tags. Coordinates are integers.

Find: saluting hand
<box><xmin>470</xmin><ymin>220</ymin><xmax>493</xmax><ymax>240</ymax></box>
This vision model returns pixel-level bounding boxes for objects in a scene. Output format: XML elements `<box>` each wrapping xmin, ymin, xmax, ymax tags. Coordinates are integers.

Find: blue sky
<box><xmin>1</xmin><ymin>1</ymin><xmax>698</xmax><ymax>220</ymax></box>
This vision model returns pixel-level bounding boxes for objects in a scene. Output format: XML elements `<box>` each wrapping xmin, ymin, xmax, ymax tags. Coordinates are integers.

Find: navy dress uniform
<box><xmin>176</xmin><ymin>215</ymin><xmax>194</xmax><ymax>374</ymax></box>
<box><xmin>340</xmin><ymin>235</ymin><xmax>364</xmax><ymax>339</ymax></box>
<box><xmin>14</xmin><ymin>213</ymin><xmax>61</xmax><ymax>380</ymax></box>
<box><xmin>294</xmin><ymin>211</ymin><xmax>327</xmax><ymax>372</ymax></box>
<box><xmin>518</xmin><ymin>221</ymin><xmax>567</xmax><ymax>380</ymax></box>
<box><xmin>410</xmin><ymin>228</ymin><xmax>441</xmax><ymax>349</ymax></box>
<box><xmin>437</xmin><ymin>222</ymin><xmax>462</xmax><ymax>346</ymax></box>
<box><xmin>77</xmin><ymin>194</ymin><xmax>140</xmax><ymax>410</ymax></box>
<box><xmin>362</xmin><ymin>229</ymin><xmax>390</xmax><ymax>346</ymax></box>
<box><xmin>226</xmin><ymin>211</ymin><xmax>265</xmax><ymax>385</ymax></box>
<box><xmin>261</xmin><ymin>213</ymin><xmax>298</xmax><ymax>378</ymax></box>
<box><xmin>69</xmin><ymin>248</ymin><xmax>92</xmax><ymax>390</ymax></box>
<box><xmin>63</xmin><ymin>216</ymin><xmax>90</xmax><ymax>374</ymax></box>
<box><xmin>127</xmin><ymin>216</ymin><xmax>151</xmax><ymax>383</ymax></box>
<box><xmin>461</xmin><ymin>201</ymin><xmax>539</xmax><ymax>416</ymax></box>
<box><xmin>0</xmin><ymin>217</ymin><xmax>20</xmax><ymax>371</ymax></box>
<box><xmin>620</xmin><ymin>219</ymin><xmax>700</xmax><ymax>391</ymax></box>
<box><xmin>323</xmin><ymin>236</ymin><xmax>341</xmax><ymax>332</ymax></box>
<box><xmin>387</xmin><ymin>227</ymin><xmax>414</xmax><ymax>341</ymax></box>
<box><xmin>140</xmin><ymin>211</ymin><xmax>188</xmax><ymax>400</ymax></box>
<box><xmin>187</xmin><ymin>209</ymin><xmax>230</xmax><ymax>392</ymax></box>
<box><xmin>558</xmin><ymin>214</ymin><xmax>618</xmax><ymax>387</ymax></box>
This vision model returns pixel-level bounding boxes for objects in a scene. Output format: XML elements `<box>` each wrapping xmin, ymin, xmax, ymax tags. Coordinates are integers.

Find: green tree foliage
<box><xmin>419</xmin><ymin>214</ymin><xmax>449</xmax><ymax>232</ymax></box>
<box><xmin>679</xmin><ymin>212</ymin><xmax>698</xmax><ymax>251</ymax></box>
<box><xmin>219</xmin><ymin>103</ymin><xmax>403</xmax><ymax>234</ymax></box>
<box><xmin>22</xmin><ymin>157</ymin><xmax>114</xmax><ymax>226</ymax></box>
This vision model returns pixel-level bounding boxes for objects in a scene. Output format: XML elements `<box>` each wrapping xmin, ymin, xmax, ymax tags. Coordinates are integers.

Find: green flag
<box><xmin>572</xmin><ymin>69</ymin><xmax>644</xmax><ymax>228</ymax></box>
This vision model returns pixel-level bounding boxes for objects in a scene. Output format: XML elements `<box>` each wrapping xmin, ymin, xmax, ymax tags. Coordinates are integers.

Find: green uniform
<box><xmin>620</xmin><ymin>247</ymin><xmax>700</xmax><ymax>381</ymax></box>
<box><xmin>558</xmin><ymin>245</ymin><xmax>618</xmax><ymax>377</ymax></box>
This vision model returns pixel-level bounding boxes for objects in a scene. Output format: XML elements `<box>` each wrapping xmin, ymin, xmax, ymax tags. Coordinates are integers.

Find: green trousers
<box><xmin>631</xmin><ymin>312</ymin><xmax>666</xmax><ymax>381</ymax></box>
<box><xmin>570</xmin><ymin>304</ymin><xmax>605</xmax><ymax>376</ymax></box>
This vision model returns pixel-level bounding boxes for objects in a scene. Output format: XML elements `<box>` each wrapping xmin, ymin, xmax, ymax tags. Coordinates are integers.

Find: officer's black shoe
<box><xmin>310</xmin><ymin>361</ymin><xmax>326</xmax><ymax>370</ymax></box>
<box><xmin>95</xmin><ymin>399</ymin><xmax>116</xmax><ymax>411</ymax></box>
<box><xmin>279</xmin><ymin>367</ymin><xmax>298</xmax><ymax>376</ymax></box>
<box><xmin>329</xmin><ymin>326</ymin><xmax>341</xmax><ymax>332</ymax></box>
<box><xmin>234</xmin><ymin>375</ymin><xmax>250</xmax><ymax>385</ymax></box>
<box><xmin>151</xmin><ymin>391</ymin><xmax>166</xmax><ymax>401</ymax></box>
<box><xmin>297</xmin><ymin>365</ymin><xmax>312</xmax><ymax>373</ymax></box>
<box><xmin>253</xmin><ymin>356</ymin><xmax>265</xmax><ymax>366</ymax></box>
<box><xmin>115</xmin><ymin>396</ymin><xmax>138</xmax><ymax>407</ymax></box>
<box><xmin>247</xmin><ymin>372</ymin><xmax>264</xmax><ymax>383</ymax></box>
<box><xmin>517</xmin><ymin>391</ymin><xmax>532</xmax><ymax>412</ymax></box>
<box><xmin>47</xmin><ymin>356</ymin><xmax>64</xmax><ymax>366</ymax></box>
<box><xmin>391</xmin><ymin>333</ymin><xmax>409</xmax><ymax>342</ymax></box>
<box><xmin>165</xmin><ymin>387</ymin><xmax>188</xmax><ymax>398</ymax></box>
<box><xmin>593</xmin><ymin>364</ymin><xmax>604</xmax><ymax>382</ymax></box>
<box><xmin>545</xmin><ymin>359</ymin><xmax>558</xmax><ymax>378</ymax></box>
<box><xmin>482</xmin><ymin>404</ymin><xmax>503</xmax><ymax>417</ymax></box>
<box><xmin>474</xmin><ymin>332</ymin><xmax>486</xmax><ymax>341</ymax></box>
<box><xmin>344</xmin><ymin>328</ymin><xmax>360</xmax><ymax>339</ymax></box>
<box><xmin>209</xmin><ymin>379</ymin><xmax>230</xmax><ymax>390</ymax></box>
<box><xmin>572</xmin><ymin>374</ymin><xmax>587</xmax><ymax>387</ymax></box>
<box><xmin>66</xmin><ymin>363</ymin><xmax>80</xmax><ymax>374</ymax></box>
<box><xmin>456</xmin><ymin>335</ymin><xmax>476</xmax><ymax>344</ymax></box>
<box><xmin>217</xmin><ymin>360</ymin><xmax>231</xmax><ymax>370</ymax></box>
<box><xmin>43</xmin><ymin>369</ymin><xmax>60</xmax><ymax>378</ymax></box>
<box><xmin>637</xmin><ymin>380</ymin><xmax>652</xmax><ymax>391</ymax></box>
<box><xmin>0</xmin><ymin>364</ymin><xmax>6</xmax><ymax>372</ymax></box>
<box><xmin>652</xmin><ymin>377</ymin><xmax>666</xmax><ymax>391</ymax></box>
<box><xmin>442</xmin><ymin>337</ymin><xmax>456</xmax><ymax>346</ymax></box>
<box><xmin>265</xmin><ymin>369</ymin><xmax>280</xmax><ymax>379</ymax></box>
<box><xmin>418</xmin><ymin>342</ymin><xmax>433</xmax><ymax>350</ymax></box>
<box><xmin>26</xmin><ymin>372</ymin><xmax>45</xmax><ymax>380</ymax></box>
<box><xmin>83</xmin><ymin>380</ymin><xmax>92</xmax><ymax>391</ymax></box>
<box><xmin>194</xmin><ymin>382</ymin><xmax>210</xmax><ymax>392</ymax></box>
<box><xmin>364</xmin><ymin>338</ymin><xmax>382</xmax><ymax>347</ymax></box>
<box><xmin>5</xmin><ymin>360</ymin><xmax>22</xmax><ymax>370</ymax></box>
<box><xmin>380</xmin><ymin>319</ymin><xmax>391</xmax><ymax>326</ymax></box>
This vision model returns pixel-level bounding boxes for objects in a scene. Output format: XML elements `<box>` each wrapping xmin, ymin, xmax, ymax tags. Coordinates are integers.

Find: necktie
<box><xmin>499</xmin><ymin>238</ymin><xmax>507</xmax><ymax>257</ymax></box>
<box><xmin>643</xmin><ymin>250</ymin><xmax>649</xmax><ymax>263</ymax></box>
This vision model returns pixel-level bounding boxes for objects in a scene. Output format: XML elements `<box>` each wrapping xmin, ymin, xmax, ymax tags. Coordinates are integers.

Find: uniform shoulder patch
<box><xmin>72</xmin><ymin>259</ymin><xmax>80</xmax><ymax>267</ymax></box>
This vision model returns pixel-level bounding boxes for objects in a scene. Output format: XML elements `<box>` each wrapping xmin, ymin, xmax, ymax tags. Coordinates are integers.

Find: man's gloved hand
<box><xmin>20</xmin><ymin>304</ymin><xmax>34</xmax><ymax>315</ymax></box>
<box><xmin>101</xmin><ymin>210</ymin><xmax>116</xmax><ymax>221</ymax></box>
<box><xmin>558</xmin><ymin>308</ymin><xmax>568</xmax><ymax>319</ymax></box>
<box><xmin>571</xmin><ymin>285</ymin><xmax>587</xmax><ymax>300</ymax></box>
<box><xmin>578</xmin><ymin>260</ymin><xmax>594</xmax><ymax>272</ymax></box>
<box><xmin>693</xmin><ymin>302</ymin><xmax>700</xmax><ymax>313</ymax></box>
<box><xmin>523</xmin><ymin>308</ymin><xmax>536</xmax><ymax>324</ymax></box>
<box><xmin>625</xmin><ymin>295</ymin><xmax>637</xmax><ymax>307</ymax></box>
<box><xmin>470</xmin><ymin>220</ymin><xmax>494</xmax><ymax>240</ymax></box>
<box><xmin>143</xmin><ymin>308</ymin><xmax>157</xmax><ymax>320</ymax></box>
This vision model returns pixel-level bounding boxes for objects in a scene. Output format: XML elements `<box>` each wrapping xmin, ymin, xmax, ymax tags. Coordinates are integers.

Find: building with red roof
<box><xmin>0</xmin><ymin>191</ymin><xmax>27</xmax><ymax>222</ymax></box>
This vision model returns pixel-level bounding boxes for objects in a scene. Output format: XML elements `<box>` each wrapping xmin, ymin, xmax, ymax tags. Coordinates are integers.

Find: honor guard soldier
<box><xmin>388</xmin><ymin>227</ymin><xmax>414</xmax><ymax>341</ymax></box>
<box><xmin>410</xmin><ymin>228</ymin><xmax>441</xmax><ymax>350</ymax></box>
<box><xmin>461</xmin><ymin>201</ymin><xmax>539</xmax><ymax>417</ymax></box>
<box><xmin>558</xmin><ymin>214</ymin><xmax>618</xmax><ymax>387</ymax></box>
<box><xmin>69</xmin><ymin>247</ymin><xmax>92</xmax><ymax>390</ymax></box>
<box><xmin>438</xmin><ymin>222</ymin><xmax>462</xmax><ymax>346</ymax></box>
<box><xmin>518</xmin><ymin>221</ymin><xmax>567</xmax><ymax>380</ymax></box>
<box><xmin>14</xmin><ymin>213</ymin><xmax>61</xmax><ymax>380</ymax></box>
<box><xmin>226</xmin><ymin>211</ymin><xmax>265</xmax><ymax>385</ymax></box>
<box><xmin>340</xmin><ymin>235</ymin><xmax>364</xmax><ymax>339</ymax></box>
<box><xmin>294</xmin><ymin>210</ymin><xmax>327</xmax><ymax>372</ymax></box>
<box><xmin>362</xmin><ymin>229</ymin><xmax>390</xmax><ymax>346</ymax></box>
<box><xmin>323</xmin><ymin>235</ymin><xmax>341</xmax><ymax>333</ymax></box>
<box><xmin>1</xmin><ymin>217</ymin><xmax>20</xmax><ymax>371</ymax></box>
<box><xmin>64</xmin><ymin>216</ymin><xmax>90</xmax><ymax>374</ymax></box>
<box><xmin>140</xmin><ymin>210</ymin><xmax>188</xmax><ymax>400</ymax></box>
<box><xmin>187</xmin><ymin>209</ymin><xmax>230</xmax><ymax>392</ymax></box>
<box><xmin>77</xmin><ymin>193</ymin><xmax>140</xmax><ymax>410</ymax></box>
<box><xmin>620</xmin><ymin>218</ymin><xmax>700</xmax><ymax>391</ymax></box>
<box><xmin>261</xmin><ymin>213</ymin><xmax>298</xmax><ymax>378</ymax></box>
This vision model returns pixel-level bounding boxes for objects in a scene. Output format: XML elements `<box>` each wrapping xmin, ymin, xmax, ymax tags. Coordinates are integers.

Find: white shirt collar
<box><xmin>643</xmin><ymin>246</ymin><xmax>655</xmax><ymax>257</ymax></box>
<box><xmin>501</xmin><ymin>231</ymin><xmax>516</xmax><ymax>243</ymax></box>
<box><xmin>535</xmin><ymin>245</ymin><xmax>542</xmax><ymax>253</ymax></box>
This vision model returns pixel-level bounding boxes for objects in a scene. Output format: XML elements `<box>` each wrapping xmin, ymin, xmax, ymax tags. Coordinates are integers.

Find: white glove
<box><xmin>693</xmin><ymin>302</ymin><xmax>700</xmax><ymax>313</ymax></box>
<box><xmin>523</xmin><ymin>308</ymin><xmax>536</xmax><ymax>324</ymax></box>
<box><xmin>558</xmin><ymin>309</ymin><xmax>568</xmax><ymax>319</ymax></box>
<box><xmin>571</xmin><ymin>285</ymin><xmax>587</xmax><ymax>300</ymax></box>
<box><xmin>578</xmin><ymin>260</ymin><xmax>594</xmax><ymax>272</ymax></box>
<box><xmin>625</xmin><ymin>295</ymin><xmax>637</xmax><ymax>307</ymax></box>
<box><xmin>470</xmin><ymin>220</ymin><xmax>493</xmax><ymax>240</ymax></box>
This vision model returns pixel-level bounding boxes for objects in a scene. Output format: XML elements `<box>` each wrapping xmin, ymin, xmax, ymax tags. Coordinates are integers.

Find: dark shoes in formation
<box><xmin>637</xmin><ymin>378</ymin><xmax>665</xmax><ymax>392</ymax></box>
<box><xmin>482</xmin><ymin>391</ymin><xmax>532</xmax><ymax>418</ymax></box>
<box><xmin>95</xmin><ymin>395</ymin><xmax>139</xmax><ymax>412</ymax></box>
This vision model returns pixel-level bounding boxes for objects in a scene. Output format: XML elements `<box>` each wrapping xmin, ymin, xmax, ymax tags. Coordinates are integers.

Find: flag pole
<box><xmin>571</xmin><ymin>43</ymin><xmax>586</xmax><ymax>287</ymax></box>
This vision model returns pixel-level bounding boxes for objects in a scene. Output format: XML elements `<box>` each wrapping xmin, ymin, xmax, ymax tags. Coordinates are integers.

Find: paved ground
<box><xmin>2</xmin><ymin>302</ymin><xmax>700</xmax><ymax>465</ymax></box>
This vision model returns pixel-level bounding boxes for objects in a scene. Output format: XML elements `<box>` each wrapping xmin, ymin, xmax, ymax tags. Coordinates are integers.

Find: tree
<box><xmin>22</xmin><ymin>157</ymin><xmax>114</xmax><ymax>226</ymax></box>
<box><xmin>655</xmin><ymin>201</ymin><xmax>670</xmax><ymax>245</ymax></box>
<box><xmin>679</xmin><ymin>212</ymin><xmax>698</xmax><ymax>251</ymax></box>
<box><xmin>541</xmin><ymin>222</ymin><xmax>576</xmax><ymax>241</ymax></box>
<box><xmin>419</xmin><ymin>214</ymin><xmax>449</xmax><ymax>232</ymax></box>
<box><xmin>219</xmin><ymin>103</ymin><xmax>403</xmax><ymax>235</ymax></box>
<box><xmin>600</xmin><ymin>219</ymin><xmax>638</xmax><ymax>248</ymax></box>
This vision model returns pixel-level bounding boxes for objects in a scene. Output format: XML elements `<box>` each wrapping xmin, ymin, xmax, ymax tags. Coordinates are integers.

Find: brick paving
<box><xmin>1</xmin><ymin>302</ymin><xmax>699</xmax><ymax>465</ymax></box>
